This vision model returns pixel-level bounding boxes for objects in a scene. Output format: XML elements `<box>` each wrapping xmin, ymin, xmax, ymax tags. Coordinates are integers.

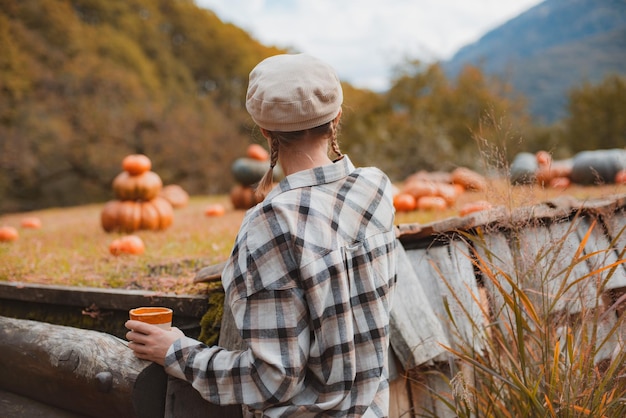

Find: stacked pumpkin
<box><xmin>101</xmin><ymin>154</ymin><xmax>174</xmax><ymax>233</ymax></box>
<box><xmin>230</xmin><ymin>144</ymin><xmax>282</xmax><ymax>210</ymax></box>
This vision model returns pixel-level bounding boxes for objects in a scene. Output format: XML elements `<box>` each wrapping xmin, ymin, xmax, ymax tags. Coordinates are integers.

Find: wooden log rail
<box><xmin>0</xmin><ymin>316</ymin><xmax>166</xmax><ymax>418</ymax></box>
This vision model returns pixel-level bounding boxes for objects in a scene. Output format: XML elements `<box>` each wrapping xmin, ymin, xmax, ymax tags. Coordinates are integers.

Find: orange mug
<box><xmin>129</xmin><ymin>307</ymin><xmax>173</xmax><ymax>330</ymax></box>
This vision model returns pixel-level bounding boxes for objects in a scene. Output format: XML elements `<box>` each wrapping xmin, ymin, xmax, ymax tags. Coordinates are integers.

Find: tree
<box><xmin>564</xmin><ymin>74</ymin><xmax>626</xmax><ymax>153</ymax></box>
<box><xmin>375</xmin><ymin>61</ymin><xmax>529</xmax><ymax>180</ymax></box>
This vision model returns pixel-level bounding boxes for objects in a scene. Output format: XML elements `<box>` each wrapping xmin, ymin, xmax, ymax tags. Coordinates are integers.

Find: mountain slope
<box><xmin>443</xmin><ymin>0</ymin><xmax>626</xmax><ymax>123</ymax></box>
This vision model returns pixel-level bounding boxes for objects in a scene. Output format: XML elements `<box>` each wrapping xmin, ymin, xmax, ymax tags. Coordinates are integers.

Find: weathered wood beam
<box><xmin>0</xmin><ymin>316</ymin><xmax>166</xmax><ymax>418</ymax></box>
<box><xmin>0</xmin><ymin>282</ymin><xmax>208</xmax><ymax>318</ymax></box>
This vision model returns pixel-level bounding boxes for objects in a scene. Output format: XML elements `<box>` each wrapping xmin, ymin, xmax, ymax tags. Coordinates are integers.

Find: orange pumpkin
<box><xmin>21</xmin><ymin>217</ymin><xmax>42</xmax><ymax>229</ymax></box>
<box><xmin>393</xmin><ymin>193</ymin><xmax>417</xmax><ymax>212</ymax></box>
<box><xmin>110</xmin><ymin>235</ymin><xmax>145</xmax><ymax>256</ymax></box>
<box><xmin>118</xmin><ymin>200</ymin><xmax>142</xmax><ymax>232</ymax></box>
<box><xmin>451</xmin><ymin>167</ymin><xmax>487</xmax><ymax>192</ymax></box>
<box><xmin>401</xmin><ymin>180</ymin><xmax>439</xmax><ymax>200</ymax></box>
<box><xmin>615</xmin><ymin>169</ymin><xmax>626</xmax><ymax>184</ymax></box>
<box><xmin>550</xmin><ymin>176</ymin><xmax>571</xmax><ymax>189</ymax></box>
<box><xmin>0</xmin><ymin>226</ymin><xmax>19</xmax><ymax>242</ymax></box>
<box><xmin>113</xmin><ymin>170</ymin><xmax>163</xmax><ymax>201</ymax></box>
<box><xmin>434</xmin><ymin>183</ymin><xmax>459</xmax><ymax>206</ymax></box>
<box><xmin>459</xmin><ymin>200</ymin><xmax>493</xmax><ymax>217</ymax></box>
<box><xmin>122</xmin><ymin>154</ymin><xmax>152</xmax><ymax>176</ymax></box>
<box><xmin>205</xmin><ymin>203</ymin><xmax>226</xmax><ymax>217</ymax></box>
<box><xmin>246</xmin><ymin>144</ymin><xmax>270</xmax><ymax>161</ymax></box>
<box><xmin>160</xmin><ymin>184</ymin><xmax>189</xmax><ymax>208</ymax></box>
<box><xmin>149</xmin><ymin>197</ymin><xmax>174</xmax><ymax>229</ymax></box>
<box><xmin>230</xmin><ymin>185</ymin><xmax>262</xmax><ymax>210</ymax></box>
<box><xmin>140</xmin><ymin>200</ymin><xmax>161</xmax><ymax>230</ymax></box>
<box><xmin>416</xmin><ymin>196</ymin><xmax>447</xmax><ymax>211</ymax></box>
<box><xmin>101</xmin><ymin>197</ymin><xmax>173</xmax><ymax>233</ymax></box>
<box><xmin>535</xmin><ymin>150</ymin><xmax>552</xmax><ymax>166</ymax></box>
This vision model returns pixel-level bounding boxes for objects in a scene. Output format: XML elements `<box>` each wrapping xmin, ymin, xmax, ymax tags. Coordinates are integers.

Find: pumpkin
<box><xmin>205</xmin><ymin>203</ymin><xmax>226</xmax><ymax>217</ymax></box>
<box><xmin>451</xmin><ymin>167</ymin><xmax>487</xmax><ymax>192</ymax></box>
<box><xmin>230</xmin><ymin>184</ymin><xmax>262</xmax><ymax>210</ymax></box>
<box><xmin>535</xmin><ymin>150</ymin><xmax>552</xmax><ymax>166</ymax></box>
<box><xmin>160</xmin><ymin>184</ymin><xmax>189</xmax><ymax>208</ymax></box>
<box><xmin>570</xmin><ymin>149</ymin><xmax>626</xmax><ymax>185</ymax></box>
<box><xmin>535</xmin><ymin>159</ymin><xmax>573</xmax><ymax>185</ymax></box>
<box><xmin>459</xmin><ymin>200</ymin><xmax>493</xmax><ymax>217</ymax></box>
<box><xmin>122</xmin><ymin>154</ymin><xmax>152</xmax><ymax>176</ymax></box>
<box><xmin>393</xmin><ymin>193</ymin><xmax>417</xmax><ymax>212</ymax></box>
<box><xmin>615</xmin><ymin>169</ymin><xmax>626</xmax><ymax>184</ymax></box>
<box><xmin>550</xmin><ymin>176</ymin><xmax>571</xmax><ymax>189</ymax></box>
<box><xmin>510</xmin><ymin>152</ymin><xmax>538</xmax><ymax>185</ymax></box>
<box><xmin>434</xmin><ymin>183</ymin><xmax>459</xmax><ymax>206</ymax></box>
<box><xmin>401</xmin><ymin>180</ymin><xmax>439</xmax><ymax>200</ymax></box>
<box><xmin>21</xmin><ymin>217</ymin><xmax>42</xmax><ymax>229</ymax></box>
<box><xmin>113</xmin><ymin>170</ymin><xmax>163</xmax><ymax>201</ymax></box>
<box><xmin>101</xmin><ymin>197</ymin><xmax>173</xmax><ymax>233</ymax></box>
<box><xmin>453</xmin><ymin>183</ymin><xmax>465</xmax><ymax>196</ymax></box>
<box><xmin>246</xmin><ymin>144</ymin><xmax>270</xmax><ymax>161</ymax></box>
<box><xmin>110</xmin><ymin>235</ymin><xmax>145</xmax><ymax>256</ymax></box>
<box><xmin>149</xmin><ymin>197</ymin><xmax>174</xmax><ymax>229</ymax></box>
<box><xmin>0</xmin><ymin>226</ymin><xmax>19</xmax><ymax>242</ymax></box>
<box><xmin>416</xmin><ymin>196</ymin><xmax>447</xmax><ymax>211</ymax></box>
<box><xmin>117</xmin><ymin>200</ymin><xmax>142</xmax><ymax>233</ymax></box>
<box><xmin>140</xmin><ymin>200</ymin><xmax>161</xmax><ymax>230</ymax></box>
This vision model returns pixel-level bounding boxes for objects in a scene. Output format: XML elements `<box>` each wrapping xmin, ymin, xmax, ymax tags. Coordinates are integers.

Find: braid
<box><xmin>255</xmin><ymin>136</ymin><xmax>279</xmax><ymax>198</ymax></box>
<box><xmin>329</xmin><ymin>121</ymin><xmax>343</xmax><ymax>159</ymax></box>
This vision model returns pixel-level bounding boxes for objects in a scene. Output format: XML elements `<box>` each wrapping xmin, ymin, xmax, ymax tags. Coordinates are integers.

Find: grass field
<box><xmin>1</xmin><ymin>179</ymin><xmax>625</xmax><ymax>294</ymax></box>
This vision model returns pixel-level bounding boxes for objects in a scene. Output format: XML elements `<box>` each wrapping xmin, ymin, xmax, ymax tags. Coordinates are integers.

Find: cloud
<box><xmin>196</xmin><ymin>0</ymin><xmax>543</xmax><ymax>90</ymax></box>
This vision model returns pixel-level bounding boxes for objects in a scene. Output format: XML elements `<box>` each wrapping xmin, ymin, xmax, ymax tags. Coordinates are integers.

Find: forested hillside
<box><xmin>0</xmin><ymin>0</ymin><xmax>283</xmax><ymax>212</ymax></box>
<box><xmin>442</xmin><ymin>0</ymin><xmax>626</xmax><ymax>123</ymax></box>
<box><xmin>1</xmin><ymin>0</ymin><xmax>623</xmax><ymax>214</ymax></box>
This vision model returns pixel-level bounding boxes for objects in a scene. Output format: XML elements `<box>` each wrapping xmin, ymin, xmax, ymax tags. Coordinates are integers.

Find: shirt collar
<box><xmin>266</xmin><ymin>155</ymin><xmax>355</xmax><ymax>199</ymax></box>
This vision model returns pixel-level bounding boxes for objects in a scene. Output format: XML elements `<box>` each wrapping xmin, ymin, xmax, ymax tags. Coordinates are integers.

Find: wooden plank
<box><xmin>403</xmin><ymin>244</ymin><xmax>458</xmax><ymax>363</ymax></box>
<box><xmin>473</xmin><ymin>231</ymin><xmax>518</xmax><ymax>328</ymax></box>
<box><xmin>577</xmin><ymin>217</ymin><xmax>626</xmax><ymax>290</ymax></box>
<box><xmin>0</xmin><ymin>282</ymin><xmax>208</xmax><ymax>318</ymax></box>
<box><xmin>604</xmin><ymin>211</ymin><xmax>626</xmax><ymax>252</ymax></box>
<box><xmin>514</xmin><ymin>223</ymin><xmax>586</xmax><ymax>314</ymax></box>
<box><xmin>547</xmin><ymin>219</ymin><xmax>596</xmax><ymax>312</ymax></box>
<box><xmin>604</xmin><ymin>211</ymin><xmax>626</xmax><ymax>282</ymax></box>
<box><xmin>424</xmin><ymin>239</ymin><xmax>485</xmax><ymax>347</ymax></box>
<box><xmin>390</xmin><ymin>244</ymin><xmax>449</xmax><ymax>369</ymax></box>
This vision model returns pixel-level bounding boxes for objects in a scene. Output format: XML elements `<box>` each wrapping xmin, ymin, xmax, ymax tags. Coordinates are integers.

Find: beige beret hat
<box><xmin>246</xmin><ymin>53</ymin><xmax>343</xmax><ymax>132</ymax></box>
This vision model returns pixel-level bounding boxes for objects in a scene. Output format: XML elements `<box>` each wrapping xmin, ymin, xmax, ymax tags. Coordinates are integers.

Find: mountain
<box><xmin>442</xmin><ymin>0</ymin><xmax>626</xmax><ymax>124</ymax></box>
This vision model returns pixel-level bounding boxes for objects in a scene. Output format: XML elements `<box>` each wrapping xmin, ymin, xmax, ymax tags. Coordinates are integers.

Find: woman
<box><xmin>126</xmin><ymin>53</ymin><xmax>399</xmax><ymax>417</ymax></box>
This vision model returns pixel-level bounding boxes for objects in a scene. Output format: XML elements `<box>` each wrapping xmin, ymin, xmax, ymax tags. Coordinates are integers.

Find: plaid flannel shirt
<box><xmin>165</xmin><ymin>156</ymin><xmax>398</xmax><ymax>417</ymax></box>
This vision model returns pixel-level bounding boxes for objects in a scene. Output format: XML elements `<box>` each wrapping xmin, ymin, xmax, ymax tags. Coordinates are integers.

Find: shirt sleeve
<box><xmin>164</xmin><ymin>285</ymin><xmax>310</xmax><ymax>409</ymax></box>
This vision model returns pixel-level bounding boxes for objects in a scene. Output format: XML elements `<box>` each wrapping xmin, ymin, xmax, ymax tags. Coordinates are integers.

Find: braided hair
<box><xmin>255</xmin><ymin>120</ymin><xmax>342</xmax><ymax>198</ymax></box>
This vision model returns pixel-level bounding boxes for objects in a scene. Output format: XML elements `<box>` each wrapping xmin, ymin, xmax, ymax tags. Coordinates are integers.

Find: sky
<box><xmin>195</xmin><ymin>0</ymin><xmax>544</xmax><ymax>91</ymax></box>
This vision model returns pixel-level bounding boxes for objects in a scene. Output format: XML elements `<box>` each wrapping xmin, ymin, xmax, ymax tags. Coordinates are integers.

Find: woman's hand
<box><xmin>125</xmin><ymin>320</ymin><xmax>185</xmax><ymax>365</ymax></box>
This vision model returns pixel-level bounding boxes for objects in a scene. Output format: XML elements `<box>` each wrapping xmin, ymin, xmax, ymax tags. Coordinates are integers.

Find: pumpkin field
<box><xmin>1</xmin><ymin>158</ymin><xmax>625</xmax><ymax>295</ymax></box>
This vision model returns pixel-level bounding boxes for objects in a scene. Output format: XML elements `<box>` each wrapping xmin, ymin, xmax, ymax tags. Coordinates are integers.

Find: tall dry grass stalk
<box><xmin>420</xmin><ymin>214</ymin><xmax>626</xmax><ymax>417</ymax></box>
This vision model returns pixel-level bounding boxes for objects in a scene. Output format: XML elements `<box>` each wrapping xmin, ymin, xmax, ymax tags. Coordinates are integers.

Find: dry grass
<box><xmin>1</xmin><ymin>180</ymin><xmax>625</xmax><ymax>294</ymax></box>
<box><xmin>0</xmin><ymin>195</ymin><xmax>238</xmax><ymax>294</ymax></box>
